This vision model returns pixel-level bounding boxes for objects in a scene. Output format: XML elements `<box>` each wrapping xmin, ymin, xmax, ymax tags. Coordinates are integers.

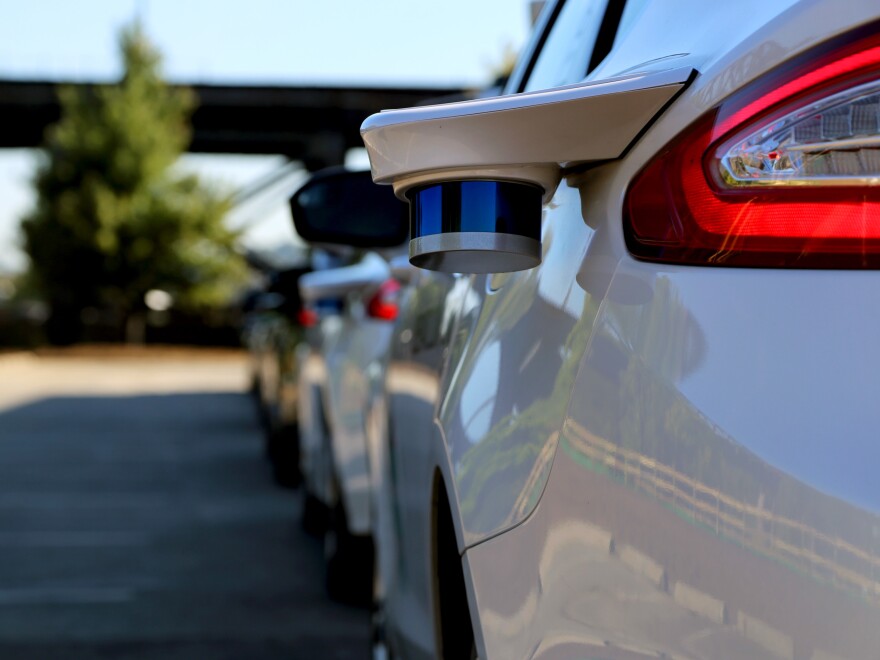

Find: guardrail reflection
<box><xmin>564</xmin><ymin>419</ymin><xmax>880</xmax><ymax>603</ymax></box>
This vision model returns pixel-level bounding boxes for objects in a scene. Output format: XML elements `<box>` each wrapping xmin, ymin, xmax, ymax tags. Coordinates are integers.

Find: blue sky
<box><xmin>0</xmin><ymin>0</ymin><xmax>533</xmax><ymax>272</ymax></box>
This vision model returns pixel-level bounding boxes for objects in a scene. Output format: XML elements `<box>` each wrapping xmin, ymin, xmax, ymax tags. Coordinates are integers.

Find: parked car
<box><xmin>296</xmin><ymin>1</ymin><xmax>880</xmax><ymax>658</ymax></box>
<box><xmin>289</xmin><ymin>168</ymin><xmax>408</xmax><ymax>602</ymax></box>
<box><xmin>242</xmin><ymin>267</ymin><xmax>311</xmax><ymax>486</ymax></box>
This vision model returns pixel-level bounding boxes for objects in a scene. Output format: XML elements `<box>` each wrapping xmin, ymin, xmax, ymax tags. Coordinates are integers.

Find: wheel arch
<box><xmin>430</xmin><ymin>469</ymin><xmax>481</xmax><ymax>659</ymax></box>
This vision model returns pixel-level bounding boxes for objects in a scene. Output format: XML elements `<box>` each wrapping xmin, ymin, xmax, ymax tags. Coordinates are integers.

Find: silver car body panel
<box><xmin>298</xmin><ymin>315</ymin><xmax>343</xmax><ymax>510</ymax></box>
<box><xmin>298</xmin><ymin>260</ymin><xmax>398</xmax><ymax>537</ymax></box>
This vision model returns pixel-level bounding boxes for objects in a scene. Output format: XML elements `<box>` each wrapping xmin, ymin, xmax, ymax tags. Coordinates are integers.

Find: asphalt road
<box><xmin>0</xmin><ymin>350</ymin><xmax>369</xmax><ymax>659</ymax></box>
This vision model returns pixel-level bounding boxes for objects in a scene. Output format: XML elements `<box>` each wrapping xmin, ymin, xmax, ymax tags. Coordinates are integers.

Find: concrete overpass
<box><xmin>0</xmin><ymin>79</ymin><xmax>466</xmax><ymax>170</ymax></box>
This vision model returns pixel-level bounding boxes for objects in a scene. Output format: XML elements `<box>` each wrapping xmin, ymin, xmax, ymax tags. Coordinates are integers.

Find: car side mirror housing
<box><xmin>361</xmin><ymin>66</ymin><xmax>695</xmax><ymax>273</ymax></box>
<box><xmin>290</xmin><ymin>168</ymin><xmax>408</xmax><ymax>248</ymax></box>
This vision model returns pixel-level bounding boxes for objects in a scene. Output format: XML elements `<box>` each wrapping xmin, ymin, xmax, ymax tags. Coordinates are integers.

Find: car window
<box><xmin>613</xmin><ymin>0</ymin><xmax>648</xmax><ymax>46</ymax></box>
<box><xmin>521</xmin><ymin>0</ymin><xmax>610</xmax><ymax>93</ymax></box>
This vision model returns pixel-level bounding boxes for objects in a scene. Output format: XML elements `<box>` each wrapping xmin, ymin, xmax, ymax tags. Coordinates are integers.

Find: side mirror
<box><xmin>290</xmin><ymin>168</ymin><xmax>408</xmax><ymax>248</ymax></box>
<box><xmin>361</xmin><ymin>67</ymin><xmax>694</xmax><ymax>273</ymax></box>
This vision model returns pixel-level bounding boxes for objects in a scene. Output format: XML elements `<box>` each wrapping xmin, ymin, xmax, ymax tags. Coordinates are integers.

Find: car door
<box><xmin>440</xmin><ymin>0</ymin><xmax>627</xmax><ymax>546</ymax></box>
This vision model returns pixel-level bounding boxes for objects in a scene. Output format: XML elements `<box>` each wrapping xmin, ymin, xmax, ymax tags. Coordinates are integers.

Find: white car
<box><xmin>289</xmin><ymin>169</ymin><xmax>408</xmax><ymax>602</ymax></box>
<box><xmin>304</xmin><ymin>1</ymin><xmax>880</xmax><ymax>657</ymax></box>
<box><xmin>241</xmin><ymin>268</ymin><xmax>309</xmax><ymax>487</ymax></box>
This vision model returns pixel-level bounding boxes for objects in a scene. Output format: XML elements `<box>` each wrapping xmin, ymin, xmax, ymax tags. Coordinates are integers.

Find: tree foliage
<box><xmin>21</xmin><ymin>23</ymin><xmax>246</xmax><ymax>343</ymax></box>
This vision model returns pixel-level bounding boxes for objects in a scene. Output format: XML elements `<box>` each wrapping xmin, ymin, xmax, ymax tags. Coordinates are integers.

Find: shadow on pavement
<box><xmin>0</xmin><ymin>392</ymin><xmax>369</xmax><ymax>659</ymax></box>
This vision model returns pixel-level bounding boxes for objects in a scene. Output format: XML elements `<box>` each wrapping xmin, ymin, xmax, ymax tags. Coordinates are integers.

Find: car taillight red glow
<box><xmin>624</xmin><ymin>26</ymin><xmax>880</xmax><ymax>268</ymax></box>
<box><xmin>367</xmin><ymin>279</ymin><xmax>401</xmax><ymax>321</ymax></box>
<box><xmin>297</xmin><ymin>307</ymin><xmax>319</xmax><ymax>328</ymax></box>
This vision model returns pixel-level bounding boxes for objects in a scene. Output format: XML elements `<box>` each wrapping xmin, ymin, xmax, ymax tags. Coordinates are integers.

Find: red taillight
<box><xmin>625</xmin><ymin>25</ymin><xmax>880</xmax><ymax>268</ymax></box>
<box><xmin>297</xmin><ymin>307</ymin><xmax>319</xmax><ymax>328</ymax></box>
<box><xmin>367</xmin><ymin>279</ymin><xmax>401</xmax><ymax>321</ymax></box>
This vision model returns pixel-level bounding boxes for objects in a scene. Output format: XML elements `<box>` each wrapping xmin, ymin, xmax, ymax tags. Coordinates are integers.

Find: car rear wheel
<box><xmin>324</xmin><ymin>500</ymin><xmax>373</xmax><ymax>604</ymax></box>
<box><xmin>301</xmin><ymin>490</ymin><xmax>328</xmax><ymax>537</ymax></box>
<box><xmin>435</xmin><ymin>484</ymin><xmax>477</xmax><ymax>659</ymax></box>
<box><xmin>266</xmin><ymin>423</ymin><xmax>301</xmax><ymax>489</ymax></box>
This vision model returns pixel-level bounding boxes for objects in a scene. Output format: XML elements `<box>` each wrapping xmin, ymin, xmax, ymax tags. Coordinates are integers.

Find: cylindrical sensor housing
<box><xmin>407</xmin><ymin>180</ymin><xmax>543</xmax><ymax>273</ymax></box>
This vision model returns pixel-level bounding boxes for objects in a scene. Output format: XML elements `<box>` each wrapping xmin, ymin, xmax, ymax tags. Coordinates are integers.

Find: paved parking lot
<box><xmin>0</xmin><ymin>349</ymin><xmax>369</xmax><ymax>659</ymax></box>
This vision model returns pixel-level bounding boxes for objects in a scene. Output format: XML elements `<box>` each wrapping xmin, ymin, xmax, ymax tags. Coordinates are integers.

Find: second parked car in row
<box><xmin>289</xmin><ymin>169</ymin><xmax>409</xmax><ymax>602</ymax></box>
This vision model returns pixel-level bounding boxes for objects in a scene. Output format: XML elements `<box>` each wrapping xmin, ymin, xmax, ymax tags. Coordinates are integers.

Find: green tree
<box><xmin>21</xmin><ymin>23</ymin><xmax>246</xmax><ymax>344</ymax></box>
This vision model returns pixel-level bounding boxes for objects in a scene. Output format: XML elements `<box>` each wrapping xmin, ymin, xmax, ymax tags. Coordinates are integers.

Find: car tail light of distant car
<box><xmin>366</xmin><ymin>279</ymin><xmax>401</xmax><ymax>321</ymax></box>
<box><xmin>297</xmin><ymin>307</ymin><xmax>319</xmax><ymax>328</ymax></box>
<box><xmin>624</xmin><ymin>24</ymin><xmax>880</xmax><ymax>268</ymax></box>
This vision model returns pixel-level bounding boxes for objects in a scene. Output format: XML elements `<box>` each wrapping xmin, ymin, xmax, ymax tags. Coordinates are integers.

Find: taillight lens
<box><xmin>367</xmin><ymin>279</ymin><xmax>401</xmax><ymax>321</ymax></box>
<box><xmin>624</xmin><ymin>26</ymin><xmax>880</xmax><ymax>267</ymax></box>
<box><xmin>297</xmin><ymin>307</ymin><xmax>319</xmax><ymax>328</ymax></box>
